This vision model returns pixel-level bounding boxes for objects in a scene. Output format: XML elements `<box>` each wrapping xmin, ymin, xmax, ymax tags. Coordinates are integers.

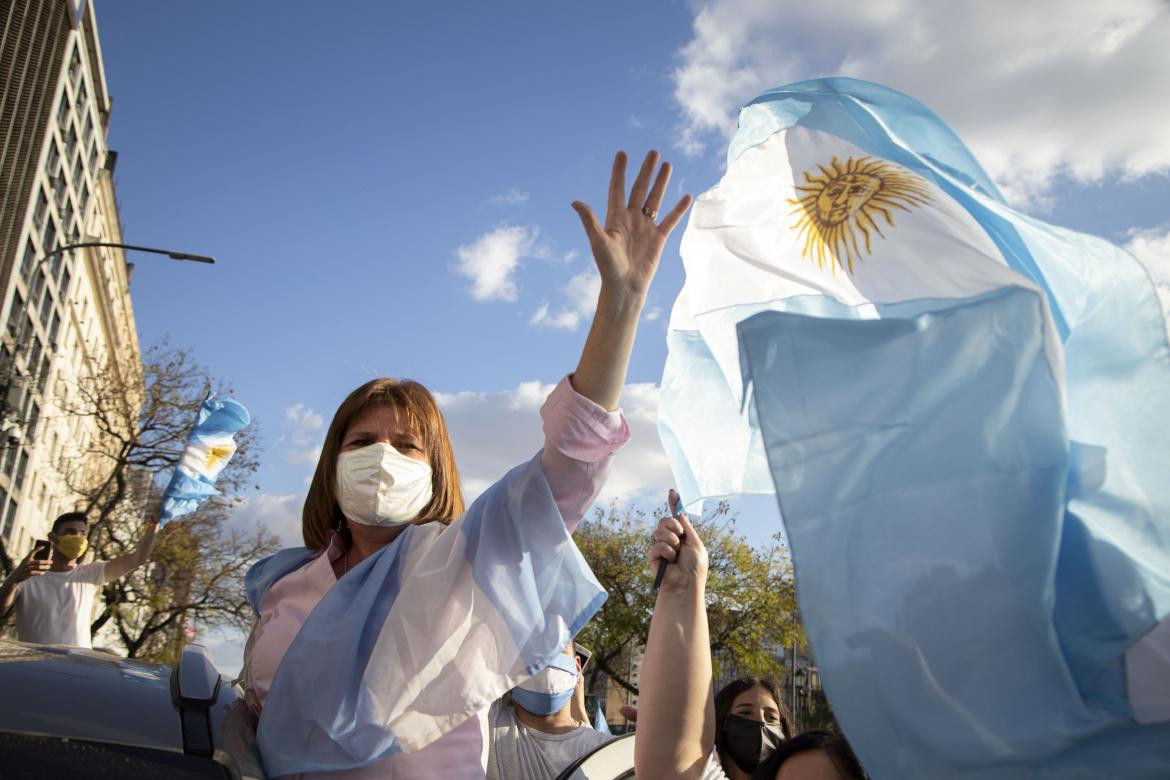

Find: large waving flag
<box><xmin>160</xmin><ymin>395</ymin><xmax>250</xmax><ymax>524</ymax></box>
<box><xmin>659</xmin><ymin>78</ymin><xmax>1170</xmax><ymax>776</ymax></box>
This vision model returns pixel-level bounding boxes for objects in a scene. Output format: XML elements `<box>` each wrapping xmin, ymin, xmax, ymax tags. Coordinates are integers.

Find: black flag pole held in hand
<box><xmin>654</xmin><ymin>489</ymin><xmax>686</xmax><ymax>589</ymax></box>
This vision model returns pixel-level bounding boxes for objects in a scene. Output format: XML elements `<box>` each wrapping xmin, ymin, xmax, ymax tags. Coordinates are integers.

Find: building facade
<box><xmin>0</xmin><ymin>0</ymin><xmax>141</xmax><ymax>560</ymax></box>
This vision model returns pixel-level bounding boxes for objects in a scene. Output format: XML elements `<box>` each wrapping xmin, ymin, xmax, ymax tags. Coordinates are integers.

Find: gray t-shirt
<box><xmin>487</xmin><ymin>698</ymin><xmax>614</xmax><ymax>780</ymax></box>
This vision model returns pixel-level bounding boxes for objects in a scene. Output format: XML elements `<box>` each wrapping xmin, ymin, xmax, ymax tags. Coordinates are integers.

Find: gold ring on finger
<box><xmin>642</xmin><ymin>206</ymin><xmax>658</xmax><ymax>219</ymax></box>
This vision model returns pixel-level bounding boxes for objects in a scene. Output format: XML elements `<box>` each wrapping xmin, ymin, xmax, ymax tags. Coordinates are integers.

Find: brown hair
<box><xmin>302</xmin><ymin>378</ymin><xmax>465</xmax><ymax>549</ymax></box>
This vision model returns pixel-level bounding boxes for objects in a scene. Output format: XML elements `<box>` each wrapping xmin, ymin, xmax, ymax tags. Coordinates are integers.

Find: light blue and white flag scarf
<box><xmin>159</xmin><ymin>395</ymin><xmax>250</xmax><ymax>525</ymax></box>
<box><xmin>659</xmin><ymin>78</ymin><xmax>1170</xmax><ymax>777</ymax></box>
<box><xmin>247</xmin><ymin>453</ymin><xmax>607</xmax><ymax>776</ymax></box>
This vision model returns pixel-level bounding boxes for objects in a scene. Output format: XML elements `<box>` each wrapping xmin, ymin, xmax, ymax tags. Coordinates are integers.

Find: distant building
<box><xmin>0</xmin><ymin>1</ymin><xmax>141</xmax><ymax>560</ymax></box>
<box><xmin>600</xmin><ymin>645</ymin><xmax>641</xmax><ymax>733</ymax></box>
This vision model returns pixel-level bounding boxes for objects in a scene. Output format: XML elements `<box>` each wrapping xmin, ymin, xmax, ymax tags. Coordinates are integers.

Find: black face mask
<box><xmin>721</xmin><ymin>714</ymin><xmax>784</xmax><ymax>773</ymax></box>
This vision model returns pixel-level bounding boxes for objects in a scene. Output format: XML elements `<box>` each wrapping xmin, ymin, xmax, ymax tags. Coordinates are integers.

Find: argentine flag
<box><xmin>658</xmin><ymin>78</ymin><xmax>1170</xmax><ymax>777</ymax></box>
<box><xmin>160</xmin><ymin>395</ymin><xmax>250</xmax><ymax>524</ymax></box>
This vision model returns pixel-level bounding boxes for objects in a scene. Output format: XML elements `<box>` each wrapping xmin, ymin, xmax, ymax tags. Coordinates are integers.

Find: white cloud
<box><xmin>435</xmin><ymin>380</ymin><xmax>671</xmax><ymax>506</ymax></box>
<box><xmin>643</xmin><ymin>306</ymin><xmax>664</xmax><ymax>322</ymax></box>
<box><xmin>530</xmin><ymin>268</ymin><xmax>601</xmax><ymax>331</ymax></box>
<box><xmin>489</xmin><ymin>188</ymin><xmax>530</xmax><ymax>206</ymax></box>
<box><xmin>226</xmin><ymin>492</ymin><xmax>304</xmax><ymax>549</ymax></box>
<box><xmin>283</xmin><ymin>403</ymin><xmax>324</xmax><ymax>466</ymax></box>
<box><xmin>1125</xmin><ymin>226</ymin><xmax>1170</xmax><ymax>320</ymax></box>
<box><xmin>455</xmin><ymin>225</ymin><xmax>548</xmax><ymax>302</ymax></box>
<box><xmin>672</xmin><ymin>0</ymin><xmax>1170</xmax><ymax>200</ymax></box>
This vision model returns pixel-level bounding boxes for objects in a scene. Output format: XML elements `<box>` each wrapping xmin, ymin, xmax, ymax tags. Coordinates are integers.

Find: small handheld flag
<box><xmin>159</xmin><ymin>395</ymin><xmax>251</xmax><ymax>525</ymax></box>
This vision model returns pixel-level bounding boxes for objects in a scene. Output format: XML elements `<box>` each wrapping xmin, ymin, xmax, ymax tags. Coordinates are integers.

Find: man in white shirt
<box><xmin>0</xmin><ymin>511</ymin><xmax>159</xmax><ymax>648</ymax></box>
<box><xmin>487</xmin><ymin>642</ymin><xmax>614</xmax><ymax>779</ymax></box>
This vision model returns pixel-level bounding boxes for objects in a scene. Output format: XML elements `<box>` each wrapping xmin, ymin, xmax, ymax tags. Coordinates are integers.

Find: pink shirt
<box><xmin>245</xmin><ymin>376</ymin><xmax>628</xmax><ymax>778</ymax></box>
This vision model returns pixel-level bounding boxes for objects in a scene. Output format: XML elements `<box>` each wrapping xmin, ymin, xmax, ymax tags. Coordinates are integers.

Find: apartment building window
<box><xmin>82</xmin><ymin>112</ymin><xmax>94</xmax><ymax>146</ymax></box>
<box><xmin>3</xmin><ymin>443</ymin><xmax>19</xmax><ymax>479</ymax></box>
<box><xmin>31</xmin><ymin>267</ymin><xmax>47</xmax><ymax>309</ymax></box>
<box><xmin>20</xmin><ymin>240</ymin><xmax>37</xmax><ymax>281</ymax></box>
<box><xmin>27</xmin><ymin>334</ymin><xmax>43</xmax><ymax>371</ymax></box>
<box><xmin>33</xmin><ymin>190</ymin><xmax>48</xmax><ymax>229</ymax></box>
<box><xmin>49</xmin><ymin>248</ymin><xmax>64</xmax><ymax>282</ymax></box>
<box><xmin>62</xmin><ymin>197</ymin><xmax>74</xmax><ymax>235</ymax></box>
<box><xmin>76</xmin><ymin>79</ymin><xmax>88</xmax><ymax>114</ymax></box>
<box><xmin>16</xmin><ymin>449</ymin><xmax>29</xmax><ymax>489</ymax></box>
<box><xmin>57</xmin><ymin>94</ymin><xmax>71</xmax><ymax>128</ymax></box>
<box><xmin>46</xmin><ymin>140</ymin><xmax>61</xmax><ymax>178</ymax></box>
<box><xmin>5</xmin><ymin>292</ymin><xmax>24</xmax><ymax>340</ymax></box>
<box><xmin>69</xmin><ymin>47</ymin><xmax>81</xmax><ymax>85</ymax></box>
<box><xmin>64</xmin><ymin>122</ymin><xmax>78</xmax><ymax>161</ymax></box>
<box><xmin>49</xmin><ymin>311</ymin><xmax>61</xmax><ymax>346</ymax></box>
<box><xmin>89</xmin><ymin>140</ymin><xmax>99</xmax><ymax>174</ymax></box>
<box><xmin>60</xmin><ymin>268</ymin><xmax>72</xmax><ymax>298</ymax></box>
<box><xmin>26</xmin><ymin>403</ymin><xmax>40</xmax><ymax>444</ymax></box>
<box><xmin>71</xmin><ymin>152</ymin><xmax>83</xmax><ymax>187</ymax></box>
<box><xmin>35</xmin><ymin>353</ymin><xmax>50</xmax><ymax>395</ymax></box>
<box><xmin>41</xmin><ymin>220</ymin><xmax>56</xmax><ymax>260</ymax></box>
<box><xmin>38</xmin><ymin>291</ymin><xmax>53</xmax><ymax>329</ymax></box>
<box><xmin>51</xmin><ymin>166</ymin><xmax>67</xmax><ymax>208</ymax></box>
<box><xmin>79</xmin><ymin>182</ymin><xmax>90</xmax><ymax>214</ymax></box>
<box><xmin>1</xmin><ymin>497</ymin><xmax>16</xmax><ymax>541</ymax></box>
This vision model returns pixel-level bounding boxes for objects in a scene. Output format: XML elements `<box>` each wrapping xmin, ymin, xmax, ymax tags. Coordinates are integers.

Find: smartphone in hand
<box><xmin>32</xmin><ymin>540</ymin><xmax>51</xmax><ymax>561</ymax></box>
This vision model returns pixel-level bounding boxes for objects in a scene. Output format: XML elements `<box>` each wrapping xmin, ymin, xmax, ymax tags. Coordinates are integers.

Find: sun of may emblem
<box><xmin>788</xmin><ymin>155</ymin><xmax>931</xmax><ymax>275</ymax></box>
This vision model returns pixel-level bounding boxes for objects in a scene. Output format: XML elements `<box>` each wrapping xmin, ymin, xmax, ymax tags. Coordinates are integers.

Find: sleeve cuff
<box><xmin>540</xmin><ymin>374</ymin><xmax>631</xmax><ymax>463</ymax></box>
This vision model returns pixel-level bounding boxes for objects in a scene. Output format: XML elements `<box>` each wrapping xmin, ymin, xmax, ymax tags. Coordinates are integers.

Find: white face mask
<box><xmin>336</xmin><ymin>443</ymin><xmax>434</xmax><ymax>527</ymax></box>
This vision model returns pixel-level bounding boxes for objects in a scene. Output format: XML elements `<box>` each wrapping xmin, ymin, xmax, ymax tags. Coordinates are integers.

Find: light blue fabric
<box><xmin>659</xmin><ymin>77</ymin><xmax>1170</xmax><ymax>777</ymax></box>
<box><xmin>252</xmin><ymin>453</ymin><xmax>607</xmax><ymax>776</ymax></box>
<box><xmin>159</xmin><ymin>395</ymin><xmax>250</xmax><ymax>524</ymax></box>
<box><xmin>594</xmin><ymin>701</ymin><xmax>612</xmax><ymax>736</ymax></box>
<box><xmin>511</xmin><ymin>654</ymin><xmax>580</xmax><ymax>715</ymax></box>
<box><xmin>245</xmin><ymin>546</ymin><xmax>316</xmax><ymax>615</ymax></box>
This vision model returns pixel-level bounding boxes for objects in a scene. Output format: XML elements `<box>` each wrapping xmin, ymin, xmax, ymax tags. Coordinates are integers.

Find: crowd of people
<box><xmin>0</xmin><ymin>149</ymin><xmax>866</xmax><ymax>779</ymax></box>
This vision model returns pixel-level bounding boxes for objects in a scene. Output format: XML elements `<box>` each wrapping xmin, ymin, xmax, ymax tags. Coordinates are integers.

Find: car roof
<box><xmin>0</xmin><ymin>638</ymin><xmax>184</xmax><ymax>752</ymax></box>
<box><xmin>0</xmin><ymin>637</ymin><xmax>266</xmax><ymax>779</ymax></box>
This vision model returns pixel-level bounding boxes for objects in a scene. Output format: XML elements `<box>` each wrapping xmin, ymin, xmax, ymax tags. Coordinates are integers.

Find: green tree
<box><xmin>574</xmin><ymin>500</ymin><xmax>804</xmax><ymax>701</ymax></box>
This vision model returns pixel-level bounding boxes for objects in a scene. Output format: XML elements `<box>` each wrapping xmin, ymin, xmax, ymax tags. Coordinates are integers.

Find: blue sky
<box><xmin>92</xmin><ymin>1</ymin><xmax>1169</xmax><ymax>664</ymax></box>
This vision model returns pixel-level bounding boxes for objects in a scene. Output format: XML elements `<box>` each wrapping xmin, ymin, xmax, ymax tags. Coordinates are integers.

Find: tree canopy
<box><xmin>574</xmin><ymin>499</ymin><xmax>804</xmax><ymax>698</ymax></box>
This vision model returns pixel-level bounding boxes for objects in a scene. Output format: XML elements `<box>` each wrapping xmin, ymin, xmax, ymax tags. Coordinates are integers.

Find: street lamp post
<box><xmin>0</xmin><ymin>240</ymin><xmax>214</xmax><ymax>444</ymax></box>
<box><xmin>39</xmin><ymin>241</ymin><xmax>215</xmax><ymax>265</ymax></box>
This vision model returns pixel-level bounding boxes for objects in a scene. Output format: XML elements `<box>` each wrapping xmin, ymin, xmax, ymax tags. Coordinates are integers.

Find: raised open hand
<box><xmin>571</xmin><ymin>151</ymin><xmax>692</xmax><ymax>299</ymax></box>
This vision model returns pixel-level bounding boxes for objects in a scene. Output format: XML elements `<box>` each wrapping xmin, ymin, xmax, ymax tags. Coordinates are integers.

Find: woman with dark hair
<box><xmin>713</xmin><ymin>677</ymin><xmax>793</xmax><ymax>778</ymax></box>
<box><xmin>635</xmin><ymin>510</ymin><xmax>795</xmax><ymax>780</ymax></box>
<box><xmin>239</xmin><ymin>150</ymin><xmax>692</xmax><ymax>778</ymax></box>
<box><xmin>751</xmin><ymin>730</ymin><xmax>867</xmax><ymax>780</ymax></box>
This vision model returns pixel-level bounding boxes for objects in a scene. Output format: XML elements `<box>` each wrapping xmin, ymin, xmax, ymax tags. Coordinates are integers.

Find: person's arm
<box><xmin>103</xmin><ymin>515</ymin><xmax>160</xmax><ymax>583</ymax></box>
<box><xmin>0</xmin><ymin>544</ymin><xmax>51</xmax><ymax>614</ymax></box>
<box><xmin>570</xmin><ymin>150</ymin><xmax>692</xmax><ymax>410</ymax></box>
<box><xmin>634</xmin><ymin>510</ymin><xmax>715</xmax><ymax>780</ymax></box>
<box><xmin>535</xmin><ymin>151</ymin><xmax>691</xmax><ymax>531</ymax></box>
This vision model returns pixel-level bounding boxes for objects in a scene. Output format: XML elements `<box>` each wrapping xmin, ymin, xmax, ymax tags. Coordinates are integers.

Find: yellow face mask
<box><xmin>55</xmin><ymin>535</ymin><xmax>88</xmax><ymax>560</ymax></box>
